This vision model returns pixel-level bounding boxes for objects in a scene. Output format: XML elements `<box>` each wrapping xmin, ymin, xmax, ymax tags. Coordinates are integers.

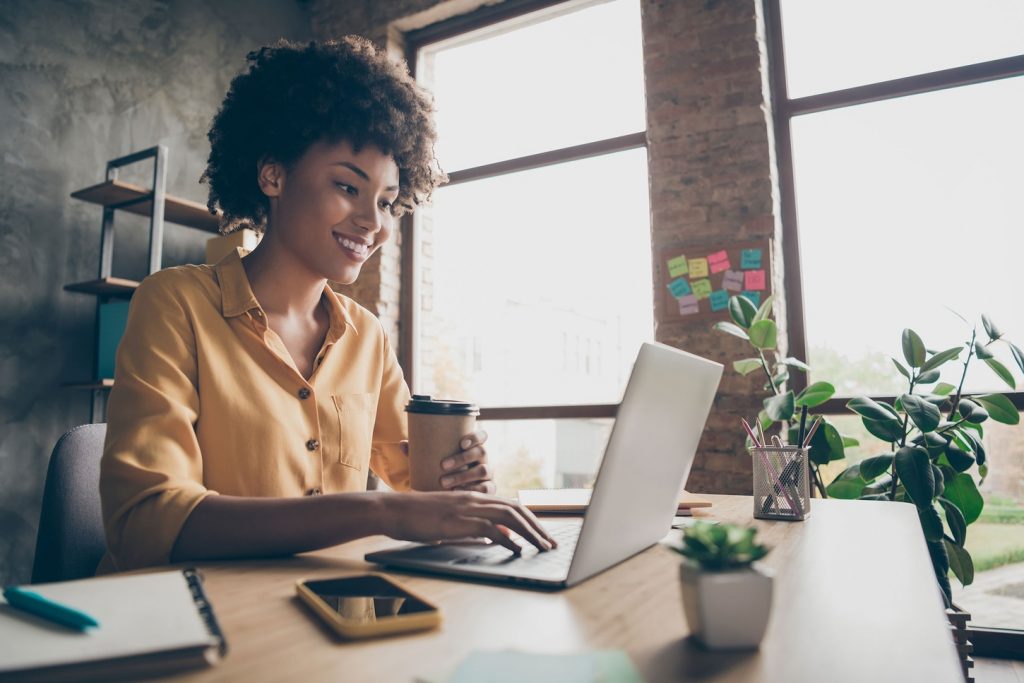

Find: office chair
<box><xmin>31</xmin><ymin>423</ymin><xmax>108</xmax><ymax>583</ymax></box>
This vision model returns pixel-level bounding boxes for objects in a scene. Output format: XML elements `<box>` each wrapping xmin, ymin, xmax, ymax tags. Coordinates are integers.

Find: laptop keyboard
<box><xmin>452</xmin><ymin>523</ymin><xmax>580</xmax><ymax>572</ymax></box>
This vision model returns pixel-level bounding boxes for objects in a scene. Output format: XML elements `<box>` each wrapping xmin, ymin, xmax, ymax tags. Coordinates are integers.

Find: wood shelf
<box><xmin>63</xmin><ymin>379</ymin><xmax>114</xmax><ymax>390</ymax></box>
<box><xmin>71</xmin><ymin>179</ymin><xmax>222</xmax><ymax>233</ymax></box>
<box><xmin>63</xmin><ymin>277</ymin><xmax>139</xmax><ymax>298</ymax></box>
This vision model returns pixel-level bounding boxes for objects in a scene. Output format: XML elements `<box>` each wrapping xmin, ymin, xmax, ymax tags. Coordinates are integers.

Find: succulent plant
<box><xmin>669</xmin><ymin>521</ymin><xmax>770</xmax><ymax>571</ymax></box>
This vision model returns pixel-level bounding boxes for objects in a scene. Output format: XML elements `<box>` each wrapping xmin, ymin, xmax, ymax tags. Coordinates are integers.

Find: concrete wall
<box><xmin>0</xmin><ymin>0</ymin><xmax>311</xmax><ymax>585</ymax></box>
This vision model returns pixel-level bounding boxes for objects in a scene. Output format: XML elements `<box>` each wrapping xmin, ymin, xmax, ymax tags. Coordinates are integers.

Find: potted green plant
<box><xmin>713</xmin><ymin>295</ymin><xmax>855</xmax><ymax>496</ymax></box>
<box><xmin>827</xmin><ymin>316</ymin><xmax>1023</xmax><ymax>606</ymax></box>
<box><xmin>669</xmin><ymin>521</ymin><xmax>773</xmax><ymax>649</ymax></box>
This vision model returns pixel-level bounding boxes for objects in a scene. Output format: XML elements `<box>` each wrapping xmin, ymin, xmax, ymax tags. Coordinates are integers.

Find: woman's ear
<box><xmin>257</xmin><ymin>158</ymin><xmax>285</xmax><ymax>198</ymax></box>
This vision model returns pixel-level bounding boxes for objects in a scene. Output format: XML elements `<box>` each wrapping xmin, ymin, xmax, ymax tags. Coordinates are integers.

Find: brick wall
<box><xmin>310</xmin><ymin>0</ymin><xmax>786</xmax><ymax>493</ymax></box>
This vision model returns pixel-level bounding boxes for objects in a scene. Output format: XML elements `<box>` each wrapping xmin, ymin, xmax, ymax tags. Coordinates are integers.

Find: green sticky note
<box><xmin>709</xmin><ymin>289</ymin><xmax>729</xmax><ymax>311</ymax></box>
<box><xmin>667</xmin><ymin>255</ymin><xmax>688</xmax><ymax>278</ymax></box>
<box><xmin>691</xmin><ymin>278</ymin><xmax>712</xmax><ymax>300</ymax></box>
<box><xmin>668</xmin><ymin>278</ymin><xmax>692</xmax><ymax>298</ymax></box>
<box><xmin>741</xmin><ymin>248</ymin><xmax>762</xmax><ymax>269</ymax></box>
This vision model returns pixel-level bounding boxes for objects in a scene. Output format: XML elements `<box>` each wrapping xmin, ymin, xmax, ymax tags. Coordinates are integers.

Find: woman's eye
<box><xmin>335</xmin><ymin>182</ymin><xmax>357</xmax><ymax>195</ymax></box>
<box><xmin>379</xmin><ymin>200</ymin><xmax>393</xmax><ymax>211</ymax></box>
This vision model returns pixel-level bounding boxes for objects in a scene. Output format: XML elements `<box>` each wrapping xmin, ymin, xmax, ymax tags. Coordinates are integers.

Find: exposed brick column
<box><xmin>641</xmin><ymin>0</ymin><xmax>785</xmax><ymax>493</ymax></box>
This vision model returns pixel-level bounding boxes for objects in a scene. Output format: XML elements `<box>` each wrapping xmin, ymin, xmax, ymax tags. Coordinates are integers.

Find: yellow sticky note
<box><xmin>667</xmin><ymin>255</ymin><xmax>688</xmax><ymax>278</ymax></box>
<box><xmin>691</xmin><ymin>278</ymin><xmax>712</xmax><ymax>300</ymax></box>
<box><xmin>688</xmin><ymin>257</ymin><xmax>709</xmax><ymax>278</ymax></box>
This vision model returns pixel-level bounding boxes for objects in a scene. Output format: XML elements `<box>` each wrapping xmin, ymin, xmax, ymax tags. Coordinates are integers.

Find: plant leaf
<box><xmin>927</xmin><ymin>539</ymin><xmax>953</xmax><ymax>607</ymax></box>
<box><xmin>779</xmin><ymin>357</ymin><xmax>810</xmax><ymax>372</ymax></box>
<box><xmin>918</xmin><ymin>505</ymin><xmax>943</xmax><ymax>542</ymax></box>
<box><xmin>920</xmin><ymin>346</ymin><xmax>963</xmax><ymax>373</ymax></box>
<box><xmin>958</xmin><ymin>398</ymin><xmax>989</xmax><ymax>424</ymax></box>
<box><xmin>863</xmin><ymin>416</ymin><xmax>905</xmax><ymax>443</ymax></box>
<box><xmin>891</xmin><ymin>358</ymin><xmax>911</xmax><ymax>380</ymax></box>
<box><xmin>957</xmin><ymin>429</ymin><xmax>986</xmax><ymax>466</ymax></box>
<box><xmin>895</xmin><ymin>445</ymin><xmax>934</xmax><ymax>506</ymax></box>
<box><xmin>975</xmin><ymin>394</ymin><xmax>1020</xmax><ymax>425</ymax></box>
<box><xmin>847</xmin><ymin>396</ymin><xmax>899</xmax><ymax>421</ymax></box>
<box><xmin>984</xmin><ymin>358</ymin><xmax>1017</xmax><ymax>389</ymax></box>
<box><xmin>944</xmin><ymin>446</ymin><xmax>974</xmax><ymax>473</ymax></box>
<box><xmin>973</xmin><ymin>341</ymin><xmax>994</xmax><ymax>360</ymax></box>
<box><xmin>728</xmin><ymin>295</ymin><xmax>758</xmax><ymax>329</ymax></box>
<box><xmin>841</xmin><ymin>435</ymin><xmax>860</xmax><ymax>448</ymax></box>
<box><xmin>902</xmin><ymin>393</ymin><xmax>941</xmax><ymax>433</ymax></box>
<box><xmin>982</xmin><ymin>314</ymin><xmax>1003</xmax><ymax>341</ymax></box>
<box><xmin>902</xmin><ymin>329</ymin><xmax>926</xmax><ymax>368</ymax></box>
<box><xmin>932</xmin><ymin>464</ymin><xmax>945</xmax><ymax>498</ymax></box>
<box><xmin>945</xmin><ymin>539</ymin><xmax>975</xmax><ymax>587</ymax></box>
<box><xmin>1008</xmin><ymin>342</ymin><xmax>1024</xmax><ymax>374</ymax></box>
<box><xmin>764</xmin><ymin>391</ymin><xmax>795</xmax><ymax>421</ymax></box>
<box><xmin>826</xmin><ymin>465</ymin><xmax>866</xmax><ymax>499</ymax></box>
<box><xmin>748</xmin><ymin>319</ymin><xmax>777</xmax><ymax>350</ymax></box>
<box><xmin>938</xmin><ymin>498</ymin><xmax>967</xmax><ymax>546</ymax></box>
<box><xmin>713</xmin><ymin>321</ymin><xmax>750</xmax><ymax>341</ymax></box>
<box><xmin>752</xmin><ymin>294</ymin><xmax>774</xmax><ymax>324</ymax></box>
<box><xmin>859</xmin><ymin>454</ymin><xmax>894</xmax><ymax>481</ymax></box>
<box><xmin>943</xmin><ymin>473</ymin><xmax>984</xmax><ymax>524</ymax></box>
<box><xmin>933</xmin><ymin>382</ymin><xmax>957</xmax><ymax>396</ymax></box>
<box><xmin>979</xmin><ymin>463</ymin><xmax>989</xmax><ymax>483</ymax></box>
<box><xmin>733</xmin><ymin>358</ymin><xmax>763</xmax><ymax>376</ymax></box>
<box><xmin>795</xmin><ymin>381</ymin><xmax>835</xmax><ymax>408</ymax></box>
<box><xmin>916</xmin><ymin>369</ymin><xmax>941</xmax><ymax>385</ymax></box>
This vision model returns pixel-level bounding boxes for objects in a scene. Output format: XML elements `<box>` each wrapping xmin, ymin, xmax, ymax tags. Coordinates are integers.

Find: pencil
<box><xmin>802</xmin><ymin>416</ymin><xmax>823</xmax><ymax>449</ymax></box>
<box><xmin>798</xmin><ymin>405</ymin><xmax>808</xmax><ymax>448</ymax></box>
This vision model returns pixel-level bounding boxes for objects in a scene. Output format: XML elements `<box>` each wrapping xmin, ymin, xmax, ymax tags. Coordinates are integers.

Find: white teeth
<box><xmin>337</xmin><ymin>235</ymin><xmax>369</xmax><ymax>256</ymax></box>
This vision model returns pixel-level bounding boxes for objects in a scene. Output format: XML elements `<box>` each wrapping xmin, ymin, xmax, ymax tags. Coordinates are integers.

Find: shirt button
<box><xmin>298</xmin><ymin>388</ymin><xmax>311</xmax><ymax>400</ymax></box>
<box><xmin>306</xmin><ymin>439</ymin><xmax>320</xmax><ymax>451</ymax></box>
<box><xmin>307</xmin><ymin>487</ymin><xmax>322</xmax><ymax>496</ymax></box>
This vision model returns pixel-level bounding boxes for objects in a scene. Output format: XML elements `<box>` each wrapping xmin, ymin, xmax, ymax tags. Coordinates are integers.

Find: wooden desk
<box><xmin>175</xmin><ymin>496</ymin><xmax>962</xmax><ymax>682</ymax></box>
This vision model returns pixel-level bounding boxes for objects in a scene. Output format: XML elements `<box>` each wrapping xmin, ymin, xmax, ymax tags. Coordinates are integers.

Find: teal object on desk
<box><xmin>3</xmin><ymin>586</ymin><xmax>100</xmax><ymax>630</ymax></box>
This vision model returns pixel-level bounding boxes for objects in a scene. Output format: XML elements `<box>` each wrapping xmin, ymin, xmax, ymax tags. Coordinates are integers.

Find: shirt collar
<box><xmin>214</xmin><ymin>248</ymin><xmax>357</xmax><ymax>338</ymax></box>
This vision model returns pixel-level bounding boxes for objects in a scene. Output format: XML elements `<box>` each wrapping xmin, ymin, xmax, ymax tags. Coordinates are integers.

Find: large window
<box><xmin>406</xmin><ymin>0</ymin><xmax>651</xmax><ymax>497</ymax></box>
<box><xmin>771</xmin><ymin>0</ymin><xmax>1024</xmax><ymax>649</ymax></box>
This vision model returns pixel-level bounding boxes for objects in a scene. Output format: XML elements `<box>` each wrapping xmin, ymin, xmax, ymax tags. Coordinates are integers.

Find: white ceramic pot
<box><xmin>679</xmin><ymin>560</ymin><xmax>774</xmax><ymax>649</ymax></box>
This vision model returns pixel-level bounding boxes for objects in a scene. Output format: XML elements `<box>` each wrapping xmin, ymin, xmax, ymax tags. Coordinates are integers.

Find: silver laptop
<box><xmin>365</xmin><ymin>342</ymin><xmax>723</xmax><ymax>589</ymax></box>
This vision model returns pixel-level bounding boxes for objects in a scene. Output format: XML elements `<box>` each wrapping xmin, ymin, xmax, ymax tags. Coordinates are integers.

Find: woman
<box><xmin>98</xmin><ymin>37</ymin><xmax>554</xmax><ymax>573</ymax></box>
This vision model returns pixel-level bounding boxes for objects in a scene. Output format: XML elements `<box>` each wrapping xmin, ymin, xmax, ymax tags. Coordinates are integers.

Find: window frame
<box><xmin>763</xmin><ymin>0</ymin><xmax>1024</xmax><ymax>654</ymax></box>
<box><xmin>401</xmin><ymin>0</ymin><xmax>646</xmax><ymax>422</ymax></box>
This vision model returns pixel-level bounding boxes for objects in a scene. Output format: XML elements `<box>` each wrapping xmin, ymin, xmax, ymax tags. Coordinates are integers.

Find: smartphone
<box><xmin>295</xmin><ymin>573</ymin><xmax>441</xmax><ymax>639</ymax></box>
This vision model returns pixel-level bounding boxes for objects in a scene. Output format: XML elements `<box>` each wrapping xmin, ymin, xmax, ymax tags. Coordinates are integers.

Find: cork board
<box><xmin>657</xmin><ymin>238</ymin><xmax>773</xmax><ymax>321</ymax></box>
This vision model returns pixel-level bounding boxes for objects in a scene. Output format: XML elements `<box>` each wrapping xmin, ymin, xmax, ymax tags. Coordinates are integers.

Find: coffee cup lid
<box><xmin>405</xmin><ymin>394</ymin><xmax>480</xmax><ymax>416</ymax></box>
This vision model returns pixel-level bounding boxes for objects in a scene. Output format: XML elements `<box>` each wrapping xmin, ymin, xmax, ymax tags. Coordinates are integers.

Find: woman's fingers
<box><xmin>441</xmin><ymin>462</ymin><xmax>491</xmax><ymax>489</ymax></box>
<box><xmin>465</xmin><ymin>518</ymin><xmax>522</xmax><ymax>554</ymax></box>
<box><xmin>441</xmin><ymin>445</ymin><xmax>486</xmax><ymax>473</ymax></box>
<box><xmin>458</xmin><ymin>429</ymin><xmax>488</xmax><ymax>451</ymax></box>
<box><xmin>476</xmin><ymin>505</ymin><xmax>552</xmax><ymax>551</ymax></box>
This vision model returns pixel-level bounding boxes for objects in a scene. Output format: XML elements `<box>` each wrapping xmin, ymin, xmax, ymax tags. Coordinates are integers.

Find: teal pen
<box><xmin>3</xmin><ymin>586</ymin><xmax>100</xmax><ymax>631</ymax></box>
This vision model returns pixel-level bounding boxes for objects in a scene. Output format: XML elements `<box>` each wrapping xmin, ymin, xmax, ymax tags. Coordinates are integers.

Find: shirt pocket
<box><xmin>332</xmin><ymin>393</ymin><xmax>375</xmax><ymax>470</ymax></box>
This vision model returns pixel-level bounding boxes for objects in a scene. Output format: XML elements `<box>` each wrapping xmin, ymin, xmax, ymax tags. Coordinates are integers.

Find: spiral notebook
<box><xmin>0</xmin><ymin>569</ymin><xmax>226</xmax><ymax>682</ymax></box>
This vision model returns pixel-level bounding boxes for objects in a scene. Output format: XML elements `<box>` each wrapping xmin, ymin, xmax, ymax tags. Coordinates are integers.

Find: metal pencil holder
<box><xmin>750</xmin><ymin>446</ymin><xmax>810</xmax><ymax>521</ymax></box>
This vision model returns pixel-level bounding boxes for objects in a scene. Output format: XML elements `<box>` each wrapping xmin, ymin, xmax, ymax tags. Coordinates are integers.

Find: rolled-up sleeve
<box><xmin>100</xmin><ymin>273</ymin><xmax>214</xmax><ymax>571</ymax></box>
<box><xmin>369</xmin><ymin>327</ymin><xmax>411</xmax><ymax>491</ymax></box>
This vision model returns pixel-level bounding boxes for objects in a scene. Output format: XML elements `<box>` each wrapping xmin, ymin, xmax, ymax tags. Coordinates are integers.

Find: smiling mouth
<box><xmin>334</xmin><ymin>233</ymin><xmax>371</xmax><ymax>261</ymax></box>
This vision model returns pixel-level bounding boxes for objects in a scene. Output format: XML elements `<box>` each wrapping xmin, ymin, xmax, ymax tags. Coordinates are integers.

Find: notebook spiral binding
<box><xmin>183</xmin><ymin>568</ymin><xmax>229</xmax><ymax>658</ymax></box>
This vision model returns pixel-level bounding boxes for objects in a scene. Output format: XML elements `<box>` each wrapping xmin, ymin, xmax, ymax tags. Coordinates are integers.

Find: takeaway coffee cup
<box><xmin>405</xmin><ymin>394</ymin><xmax>480</xmax><ymax>491</ymax></box>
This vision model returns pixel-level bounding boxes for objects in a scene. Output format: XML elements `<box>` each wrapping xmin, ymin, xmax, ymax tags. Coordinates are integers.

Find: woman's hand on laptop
<box><xmin>381</xmin><ymin>491</ymin><xmax>558</xmax><ymax>555</ymax></box>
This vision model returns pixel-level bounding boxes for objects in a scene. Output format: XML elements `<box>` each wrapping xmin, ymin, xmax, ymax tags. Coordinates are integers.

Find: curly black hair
<box><xmin>201</xmin><ymin>37</ymin><xmax>447</xmax><ymax>232</ymax></box>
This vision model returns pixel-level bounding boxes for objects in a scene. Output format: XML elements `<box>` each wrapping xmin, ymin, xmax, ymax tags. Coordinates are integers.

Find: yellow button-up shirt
<box><xmin>99</xmin><ymin>248</ymin><xmax>411</xmax><ymax>572</ymax></box>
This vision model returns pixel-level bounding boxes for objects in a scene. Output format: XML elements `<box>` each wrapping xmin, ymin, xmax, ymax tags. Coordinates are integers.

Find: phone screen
<box><xmin>303</xmin><ymin>576</ymin><xmax>436</xmax><ymax>624</ymax></box>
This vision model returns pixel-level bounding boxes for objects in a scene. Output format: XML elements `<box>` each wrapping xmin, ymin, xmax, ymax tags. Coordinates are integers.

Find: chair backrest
<box><xmin>31</xmin><ymin>423</ymin><xmax>108</xmax><ymax>583</ymax></box>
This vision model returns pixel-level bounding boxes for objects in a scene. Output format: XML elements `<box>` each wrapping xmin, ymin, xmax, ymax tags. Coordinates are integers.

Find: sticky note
<box><xmin>688</xmin><ymin>257</ymin><xmax>709</xmax><ymax>278</ymax></box>
<box><xmin>667</xmin><ymin>278</ymin><xmax>692</xmax><ymax>298</ymax></box>
<box><xmin>722</xmin><ymin>270</ymin><xmax>744</xmax><ymax>292</ymax></box>
<box><xmin>744</xmin><ymin>269</ymin><xmax>766</xmax><ymax>291</ymax></box>
<box><xmin>707</xmin><ymin>250</ymin><xmax>730</xmax><ymax>273</ymax></box>
<box><xmin>709</xmin><ymin>289</ymin><xmax>729</xmax><ymax>311</ymax></box>
<box><xmin>741</xmin><ymin>248</ymin><xmax>762</xmax><ymax>269</ymax></box>
<box><xmin>667</xmin><ymin>255</ymin><xmax>688</xmax><ymax>278</ymax></box>
<box><xmin>742</xmin><ymin>290</ymin><xmax>761</xmax><ymax>306</ymax></box>
<box><xmin>678</xmin><ymin>295</ymin><xmax>700</xmax><ymax>315</ymax></box>
<box><xmin>691</xmin><ymin>278</ymin><xmax>712</xmax><ymax>300</ymax></box>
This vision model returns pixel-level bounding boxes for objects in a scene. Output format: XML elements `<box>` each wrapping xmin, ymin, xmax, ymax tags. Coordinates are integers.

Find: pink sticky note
<box><xmin>709</xmin><ymin>255</ymin><xmax>731</xmax><ymax>274</ymax></box>
<box><xmin>707</xmin><ymin>249</ymin><xmax>729</xmax><ymax>264</ymax></box>
<box><xmin>744</xmin><ymin>269</ymin><xmax>766</xmax><ymax>291</ymax></box>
